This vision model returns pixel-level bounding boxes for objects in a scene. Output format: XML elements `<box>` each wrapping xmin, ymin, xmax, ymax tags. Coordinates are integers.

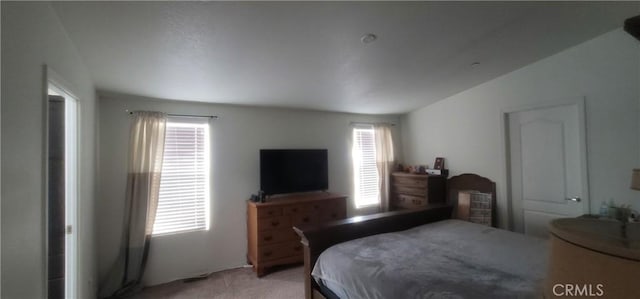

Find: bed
<box><xmin>293</xmin><ymin>174</ymin><xmax>549</xmax><ymax>299</ymax></box>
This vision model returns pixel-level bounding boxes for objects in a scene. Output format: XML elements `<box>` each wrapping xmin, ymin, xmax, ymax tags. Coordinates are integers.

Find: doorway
<box><xmin>47</xmin><ymin>81</ymin><xmax>78</xmax><ymax>299</ymax></box>
<box><xmin>506</xmin><ymin>99</ymin><xmax>589</xmax><ymax>238</ymax></box>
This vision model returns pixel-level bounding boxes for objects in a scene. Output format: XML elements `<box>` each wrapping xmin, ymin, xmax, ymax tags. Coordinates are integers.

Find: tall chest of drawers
<box><xmin>391</xmin><ymin>172</ymin><xmax>446</xmax><ymax>210</ymax></box>
<box><xmin>246</xmin><ymin>192</ymin><xmax>347</xmax><ymax>277</ymax></box>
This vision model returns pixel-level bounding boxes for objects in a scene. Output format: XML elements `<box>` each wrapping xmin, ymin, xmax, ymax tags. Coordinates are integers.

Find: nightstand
<box><xmin>545</xmin><ymin>218</ymin><xmax>640</xmax><ymax>298</ymax></box>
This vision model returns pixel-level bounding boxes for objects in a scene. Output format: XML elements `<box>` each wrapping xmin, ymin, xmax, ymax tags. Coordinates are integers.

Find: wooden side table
<box><xmin>545</xmin><ymin>218</ymin><xmax>640</xmax><ymax>298</ymax></box>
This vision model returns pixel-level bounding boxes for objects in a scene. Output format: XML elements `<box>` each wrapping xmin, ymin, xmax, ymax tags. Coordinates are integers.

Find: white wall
<box><xmin>97</xmin><ymin>94</ymin><xmax>401</xmax><ymax>286</ymax></box>
<box><xmin>1</xmin><ymin>2</ymin><xmax>97</xmax><ymax>299</ymax></box>
<box><xmin>402</xmin><ymin>29</ymin><xmax>640</xmax><ymax>229</ymax></box>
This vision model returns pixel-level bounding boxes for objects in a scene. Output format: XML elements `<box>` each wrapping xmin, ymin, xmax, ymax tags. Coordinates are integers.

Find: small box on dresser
<box><xmin>246</xmin><ymin>192</ymin><xmax>347</xmax><ymax>277</ymax></box>
<box><xmin>390</xmin><ymin>172</ymin><xmax>446</xmax><ymax>210</ymax></box>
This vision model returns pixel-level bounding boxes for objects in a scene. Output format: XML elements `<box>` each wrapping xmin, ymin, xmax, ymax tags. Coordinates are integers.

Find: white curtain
<box><xmin>374</xmin><ymin>124</ymin><xmax>395</xmax><ymax>212</ymax></box>
<box><xmin>99</xmin><ymin>111</ymin><xmax>167</xmax><ymax>298</ymax></box>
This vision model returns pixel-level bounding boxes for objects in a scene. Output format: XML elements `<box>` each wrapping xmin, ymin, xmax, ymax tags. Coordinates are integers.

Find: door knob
<box><xmin>566</xmin><ymin>197</ymin><xmax>581</xmax><ymax>202</ymax></box>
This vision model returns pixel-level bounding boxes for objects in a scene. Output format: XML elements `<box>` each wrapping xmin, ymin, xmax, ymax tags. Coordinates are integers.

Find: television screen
<box><xmin>260</xmin><ymin>149</ymin><xmax>328</xmax><ymax>195</ymax></box>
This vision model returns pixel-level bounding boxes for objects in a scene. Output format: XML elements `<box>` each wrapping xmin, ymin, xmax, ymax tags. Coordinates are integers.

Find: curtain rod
<box><xmin>125</xmin><ymin>110</ymin><xmax>218</xmax><ymax>119</ymax></box>
<box><xmin>350</xmin><ymin>121</ymin><xmax>396</xmax><ymax>127</ymax></box>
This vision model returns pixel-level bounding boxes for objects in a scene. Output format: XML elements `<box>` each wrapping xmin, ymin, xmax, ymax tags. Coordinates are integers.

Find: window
<box><xmin>153</xmin><ymin>118</ymin><xmax>210</xmax><ymax>235</ymax></box>
<box><xmin>352</xmin><ymin>126</ymin><xmax>379</xmax><ymax>208</ymax></box>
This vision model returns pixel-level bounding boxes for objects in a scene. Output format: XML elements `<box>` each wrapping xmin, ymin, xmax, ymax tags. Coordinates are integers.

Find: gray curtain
<box><xmin>374</xmin><ymin>124</ymin><xmax>394</xmax><ymax>212</ymax></box>
<box><xmin>99</xmin><ymin>111</ymin><xmax>167</xmax><ymax>298</ymax></box>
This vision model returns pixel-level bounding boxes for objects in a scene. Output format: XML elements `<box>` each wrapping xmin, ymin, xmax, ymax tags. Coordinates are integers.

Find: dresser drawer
<box><xmin>393</xmin><ymin>176</ymin><xmax>428</xmax><ymax>188</ymax></box>
<box><xmin>258</xmin><ymin>241</ymin><xmax>304</xmax><ymax>262</ymax></box>
<box><xmin>257</xmin><ymin>206</ymin><xmax>282</xmax><ymax>218</ymax></box>
<box><xmin>392</xmin><ymin>193</ymin><xmax>427</xmax><ymax>209</ymax></box>
<box><xmin>258</xmin><ymin>216</ymin><xmax>291</xmax><ymax>231</ymax></box>
<box><xmin>393</xmin><ymin>185</ymin><xmax>428</xmax><ymax>197</ymax></box>
<box><xmin>257</xmin><ymin>228</ymin><xmax>298</xmax><ymax>245</ymax></box>
<box><xmin>291</xmin><ymin>213</ymin><xmax>317</xmax><ymax>226</ymax></box>
<box><xmin>306</xmin><ymin>201</ymin><xmax>325</xmax><ymax>213</ymax></box>
<box><xmin>282</xmin><ymin>204</ymin><xmax>307</xmax><ymax>215</ymax></box>
<box><xmin>320</xmin><ymin>207</ymin><xmax>347</xmax><ymax>222</ymax></box>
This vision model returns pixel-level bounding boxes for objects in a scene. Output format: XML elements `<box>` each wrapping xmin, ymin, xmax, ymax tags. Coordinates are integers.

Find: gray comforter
<box><xmin>312</xmin><ymin>219</ymin><xmax>548</xmax><ymax>299</ymax></box>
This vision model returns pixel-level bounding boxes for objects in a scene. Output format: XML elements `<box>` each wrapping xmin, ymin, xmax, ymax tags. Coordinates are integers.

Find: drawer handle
<box><xmin>302</xmin><ymin>217</ymin><xmax>309</xmax><ymax>223</ymax></box>
<box><xmin>264</xmin><ymin>236</ymin><xmax>273</xmax><ymax>241</ymax></box>
<box><xmin>264</xmin><ymin>251</ymin><xmax>272</xmax><ymax>257</ymax></box>
<box><xmin>271</xmin><ymin>221</ymin><xmax>280</xmax><ymax>226</ymax></box>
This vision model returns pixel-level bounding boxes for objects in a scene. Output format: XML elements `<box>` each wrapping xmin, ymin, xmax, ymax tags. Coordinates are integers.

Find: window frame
<box><xmin>152</xmin><ymin>117</ymin><xmax>211</xmax><ymax>236</ymax></box>
<box><xmin>352</xmin><ymin>125</ymin><xmax>380</xmax><ymax>208</ymax></box>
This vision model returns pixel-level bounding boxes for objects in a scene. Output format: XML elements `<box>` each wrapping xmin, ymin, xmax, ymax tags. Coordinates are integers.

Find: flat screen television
<box><xmin>260</xmin><ymin>149</ymin><xmax>328</xmax><ymax>196</ymax></box>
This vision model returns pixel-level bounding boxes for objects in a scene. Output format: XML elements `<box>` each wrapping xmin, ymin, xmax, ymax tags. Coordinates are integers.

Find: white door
<box><xmin>508</xmin><ymin>101</ymin><xmax>588</xmax><ymax>238</ymax></box>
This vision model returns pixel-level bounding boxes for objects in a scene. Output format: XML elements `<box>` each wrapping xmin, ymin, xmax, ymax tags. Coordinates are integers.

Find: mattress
<box><xmin>312</xmin><ymin>219</ymin><xmax>548</xmax><ymax>299</ymax></box>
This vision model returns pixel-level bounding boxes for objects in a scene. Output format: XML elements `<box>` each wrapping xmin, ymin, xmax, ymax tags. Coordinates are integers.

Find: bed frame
<box><xmin>293</xmin><ymin>204</ymin><xmax>453</xmax><ymax>299</ymax></box>
<box><xmin>293</xmin><ymin>173</ymin><xmax>496</xmax><ymax>299</ymax></box>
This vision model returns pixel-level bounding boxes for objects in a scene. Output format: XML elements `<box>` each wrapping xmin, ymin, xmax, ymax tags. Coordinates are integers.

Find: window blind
<box><xmin>153</xmin><ymin>119</ymin><xmax>210</xmax><ymax>235</ymax></box>
<box><xmin>353</xmin><ymin>127</ymin><xmax>379</xmax><ymax>207</ymax></box>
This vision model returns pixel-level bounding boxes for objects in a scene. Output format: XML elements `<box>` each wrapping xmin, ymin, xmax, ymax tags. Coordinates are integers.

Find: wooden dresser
<box><xmin>391</xmin><ymin>172</ymin><xmax>446</xmax><ymax>210</ymax></box>
<box><xmin>247</xmin><ymin>192</ymin><xmax>347</xmax><ymax>277</ymax></box>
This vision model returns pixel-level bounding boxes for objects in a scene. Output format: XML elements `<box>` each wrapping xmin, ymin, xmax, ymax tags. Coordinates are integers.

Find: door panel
<box><xmin>509</xmin><ymin>102</ymin><xmax>588</xmax><ymax>238</ymax></box>
<box><xmin>521</xmin><ymin>121</ymin><xmax>565</xmax><ymax>204</ymax></box>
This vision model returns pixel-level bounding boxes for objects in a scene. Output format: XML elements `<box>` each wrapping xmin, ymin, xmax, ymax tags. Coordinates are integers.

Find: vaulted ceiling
<box><xmin>52</xmin><ymin>1</ymin><xmax>640</xmax><ymax>114</ymax></box>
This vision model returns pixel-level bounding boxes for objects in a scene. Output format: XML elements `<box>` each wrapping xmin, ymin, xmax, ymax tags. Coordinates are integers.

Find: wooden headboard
<box><xmin>447</xmin><ymin>173</ymin><xmax>497</xmax><ymax>227</ymax></box>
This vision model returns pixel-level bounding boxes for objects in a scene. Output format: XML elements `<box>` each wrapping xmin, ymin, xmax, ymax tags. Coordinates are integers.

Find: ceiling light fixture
<box><xmin>471</xmin><ymin>62</ymin><xmax>481</xmax><ymax>68</ymax></box>
<box><xmin>361</xmin><ymin>33</ymin><xmax>377</xmax><ymax>44</ymax></box>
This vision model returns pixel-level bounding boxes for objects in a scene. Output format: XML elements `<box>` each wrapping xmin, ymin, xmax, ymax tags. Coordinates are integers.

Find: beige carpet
<box><xmin>128</xmin><ymin>265</ymin><xmax>304</xmax><ymax>299</ymax></box>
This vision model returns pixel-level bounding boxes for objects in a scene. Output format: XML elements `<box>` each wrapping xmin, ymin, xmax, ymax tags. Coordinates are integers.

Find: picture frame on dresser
<box><xmin>434</xmin><ymin>157</ymin><xmax>445</xmax><ymax>170</ymax></box>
